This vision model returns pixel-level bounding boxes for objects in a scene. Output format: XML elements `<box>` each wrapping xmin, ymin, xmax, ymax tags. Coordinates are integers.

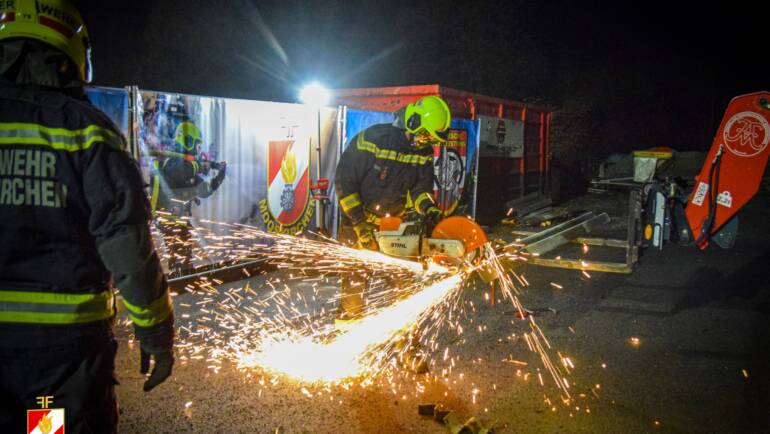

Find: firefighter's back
<box><xmin>0</xmin><ymin>85</ymin><xmax>123</xmax><ymax>294</ymax></box>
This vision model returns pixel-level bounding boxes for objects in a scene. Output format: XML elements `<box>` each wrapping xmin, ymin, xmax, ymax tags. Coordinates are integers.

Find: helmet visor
<box><xmin>182</xmin><ymin>135</ymin><xmax>201</xmax><ymax>151</ymax></box>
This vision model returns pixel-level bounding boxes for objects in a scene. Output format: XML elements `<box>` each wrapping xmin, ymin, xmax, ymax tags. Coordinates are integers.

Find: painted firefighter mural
<box><xmin>139</xmin><ymin>93</ymin><xmax>227</xmax><ymax>276</ymax></box>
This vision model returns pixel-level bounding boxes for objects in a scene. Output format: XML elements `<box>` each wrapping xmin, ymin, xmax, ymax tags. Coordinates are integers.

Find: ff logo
<box><xmin>723</xmin><ymin>111</ymin><xmax>770</xmax><ymax>158</ymax></box>
<box><xmin>27</xmin><ymin>396</ymin><xmax>64</xmax><ymax>434</ymax></box>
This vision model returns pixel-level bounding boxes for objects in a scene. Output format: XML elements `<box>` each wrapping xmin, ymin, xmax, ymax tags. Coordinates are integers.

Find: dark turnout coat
<box><xmin>0</xmin><ymin>83</ymin><xmax>172</xmax><ymax>349</ymax></box>
<box><xmin>334</xmin><ymin>123</ymin><xmax>436</xmax><ymax>224</ymax></box>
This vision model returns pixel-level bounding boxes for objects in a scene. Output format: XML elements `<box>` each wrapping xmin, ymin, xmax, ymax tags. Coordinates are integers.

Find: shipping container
<box><xmin>334</xmin><ymin>84</ymin><xmax>551</xmax><ymax>224</ymax></box>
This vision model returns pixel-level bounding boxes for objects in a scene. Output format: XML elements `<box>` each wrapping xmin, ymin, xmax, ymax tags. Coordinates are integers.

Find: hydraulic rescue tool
<box><xmin>639</xmin><ymin>92</ymin><xmax>770</xmax><ymax>250</ymax></box>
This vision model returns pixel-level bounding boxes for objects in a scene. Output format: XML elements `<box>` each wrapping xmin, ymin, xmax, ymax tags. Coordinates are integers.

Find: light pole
<box><xmin>299</xmin><ymin>82</ymin><xmax>330</xmax><ymax>234</ymax></box>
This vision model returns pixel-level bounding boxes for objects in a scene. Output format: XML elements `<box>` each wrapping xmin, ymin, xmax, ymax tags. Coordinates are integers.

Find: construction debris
<box><xmin>418</xmin><ymin>403</ymin><xmax>436</xmax><ymax>416</ymax></box>
<box><xmin>418</xmin><ymin>404</ymin><xmax>496</xmax><ymax>434</ymax></box>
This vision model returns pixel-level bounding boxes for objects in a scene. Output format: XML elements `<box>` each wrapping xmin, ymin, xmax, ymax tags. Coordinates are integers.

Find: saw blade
<box><xmin>431</xmin><ymin>216</ymin><xmax>488</xmax><ymax>259</ymax></box>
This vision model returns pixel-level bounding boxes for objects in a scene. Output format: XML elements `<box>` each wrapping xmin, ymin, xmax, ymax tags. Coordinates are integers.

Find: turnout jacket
<box><xmin>150</xmin><ymin>156</ymin><xmax>225</xmax><ymax>216</ymax></box>
<box><xmin>0</xmin><ymin>83</ymin><xmax>172</xmax><ymax>349</ymax></box>
<box><xmin>335</xmin><ymin>123</ymin><xmax>436</xmax><ymax>224</ymax></box>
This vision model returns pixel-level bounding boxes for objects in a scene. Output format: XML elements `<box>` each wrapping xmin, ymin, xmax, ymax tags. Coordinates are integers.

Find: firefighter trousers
<box><xmin>0</xmin><ymin>334</ymin><xmax>119</xmax><ymax>434</ymax></box>
<box><xmin>338</xmin><ymin>220</ymin><xmax>367</xmax><ymax>318</ymax></box>
<box><xmin>157</xmin><ymin>216</ymin><xmax>195</xmax><ymax>278</ymax></box>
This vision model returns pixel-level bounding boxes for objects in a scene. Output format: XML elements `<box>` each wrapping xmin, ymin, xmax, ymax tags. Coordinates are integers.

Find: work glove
<box><xmin>210</xmin><ymin>161</ymin><xmax>227</xmax><ymax>191</ymax></box>
<box><xmin>425</xmin><ymin>206</ymin><xmax>442</xmax><ymax>225</ymax></box>
<box><xmin>353</xmin><ymin>221</ymin><xmax>378</xmax><ymax>250</ymax></box>
<box><xmin>134</xmin><ymin>315</ymin><xmax>175</xmax><ymax>392</ymax></box>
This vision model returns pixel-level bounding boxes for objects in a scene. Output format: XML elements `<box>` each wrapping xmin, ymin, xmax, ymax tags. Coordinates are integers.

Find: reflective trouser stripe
<box><xmin>340</xmin><ymin>193</ymin><xmax>362</xmax><ymax>213</ymax></box>
<box><xmin>0</xmin><ymin>123</ymin><xmax>124</xmax><ymax>151</ymax></box>
<box><xmin>121</xmin><ymin>291</ymin><xmax>172</xmax><ymax>327</ymax></box>
<box><xmin>0</xmin><ymin>289</ymin><xmax>115</xmax><ymax>324</ymax></box>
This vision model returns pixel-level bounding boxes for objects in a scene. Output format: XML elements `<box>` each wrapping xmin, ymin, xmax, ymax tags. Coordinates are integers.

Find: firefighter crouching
<box><xmin>0</xmin><ymin>1</ymin><xmax>173</xmax><ymax>433</ymax></box>
<box><xmin>150</xmin><ymin>120</ymin><xmax>227</xmax><ymax>277</ymax></box>
<box><xmin>333</xmin><ymin>96</ymin><xmax>451</xmax><ymax>320</ymax></box>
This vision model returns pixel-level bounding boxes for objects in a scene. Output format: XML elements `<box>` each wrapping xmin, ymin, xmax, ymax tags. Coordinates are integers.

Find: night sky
<box><xmin>76</xmin><ymin>0</ymin><xmax>766</xmax><ymax>162</ymax></box>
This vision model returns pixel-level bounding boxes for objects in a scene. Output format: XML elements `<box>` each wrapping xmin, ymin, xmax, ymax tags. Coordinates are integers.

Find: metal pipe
<box><xmin>315</xmin><ymin>108</ymin><xmax>325</xmax><ymax>234</ymax></box>
<box><xmin>167</xmin><ymin>258</ymin><xmax>269</xmax><ymax>284</ymax></box>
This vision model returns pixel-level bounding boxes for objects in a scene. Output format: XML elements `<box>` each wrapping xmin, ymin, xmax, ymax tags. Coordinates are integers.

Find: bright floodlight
<box><xmin>299</xmin><ymin>82</ymin><xmax>330</xmax><ymax>107</ymax></box>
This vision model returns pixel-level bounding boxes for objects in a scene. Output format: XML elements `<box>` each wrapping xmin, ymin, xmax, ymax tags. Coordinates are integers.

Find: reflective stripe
<box><xmin>356</xmin><ymin>134</ymin><xmax>377</xmax><ymax>154</ymax></box>
<box><xmin>340</xmin><ymin>193</ymin><xmax>362</xmax><ymax>212</ymax></box>
<box><xmin>414</xmin><ymin>191</ymin><xmax>435</xmax><ymax>214</ymax></box>
<box><xmin>0</xmin><ymin>289</ymin><xmax>114</xmax><ymax>324</ymax></box>
<box><xmin>355</xmin><ymin>132</ymin><xmax>432</xmax><ymax>165</ymax></box>
<box><xmin>151</xmin><ymin>160</ymin><xmax>160</xmax><ymax>213</ymax></box>
<box><xmin>0</xmin><ymin>122</ymin><xmax>124</xmax><ymax>152</ymax></box>
<box><xmin>121</xmin><ymin>291</ymin><xmax>172</xmax><ymax>327</ymax></box>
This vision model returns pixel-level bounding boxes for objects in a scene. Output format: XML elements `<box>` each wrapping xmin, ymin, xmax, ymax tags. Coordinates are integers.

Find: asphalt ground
<box><xmin>114</xmin><ymin>190</ymin><xmax>770</xmax><ymax>433</ymax></box>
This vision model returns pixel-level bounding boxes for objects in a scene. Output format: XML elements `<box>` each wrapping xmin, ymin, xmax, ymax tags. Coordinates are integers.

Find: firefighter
<box><xmin>0</xmin><ymin>1</ymin><xmax>173</xmax><ymax>433</ymax></box>
<box><xmin>334</xmin><ymin>95</ymin><xmax>451</xmax><ymax>319</ymax></box>
<box><xmin>150</xmin><ymin>120</ymin><xmax>227</xmax><ymax>277</ymax></box>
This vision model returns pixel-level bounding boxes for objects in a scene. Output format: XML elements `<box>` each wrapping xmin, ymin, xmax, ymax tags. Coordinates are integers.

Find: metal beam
<box><xmin>524</xmin><ymin>213</ymin><xmax>611</xmax><ymax>255</ymax></box>
<box><xmin>167</xmin><ymin>259</ymin><xmax>273</xmax><ymax>291</ymax></box>
<box><xmin>526</xmin><ymin>257</ymin><xmax>633</xmax><ymax>274</ymax></box>
<box><xmin>573</xmin><ymin>237</ymin><xmax>628</xmax><ymax>248</ymax></box>
<box><xmin>626</xmin><ymin>189</ymin><xmax>642</xmax><ymax>267</ymax></box>
<box><xmin>515</xmin><ymin>211</ymin><xmax>594</xmax><ymax>246</ymax></box>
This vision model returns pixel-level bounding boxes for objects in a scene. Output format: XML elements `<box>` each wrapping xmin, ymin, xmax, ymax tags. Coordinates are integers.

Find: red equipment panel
<box><xmin>686</xmin><ymin>92</ymin><xmax>770</xmax><ymax>249</ymax></box>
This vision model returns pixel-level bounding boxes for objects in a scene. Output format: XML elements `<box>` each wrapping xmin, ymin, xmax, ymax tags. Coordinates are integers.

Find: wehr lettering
<box><xmin>0</xmin><ymin>149</ymin><xmax>67</xmax><ymax>207</ymax></box>
<box><xmin>35</xmin><ymin>1</ymin><xmax>79</xmax><ymax>30</ymax></box>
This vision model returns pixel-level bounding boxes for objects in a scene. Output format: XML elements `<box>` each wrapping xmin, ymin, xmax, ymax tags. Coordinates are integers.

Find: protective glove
<box><xmin>134</xmin><ymin>315</ymin><xmax>175</xmax><ymax>392</ymax></box>
<box><xmin>425</xmin><ymin>206</ymin><xmax>442</xmax><ymax>225</ymax></box>
<box><xmin>353</xmin><ymin>221</ymin><xmax>378</xmax><ymax>250</ymax></box>
<box><xmin>210</xmin><ymin>162</ymin><xmax>227</xmax><ymax>191</ymax></box>
<box><xmin>140</xmin><ymin>349</ymin><xmax>174</xmax><ymax>392</ymax></box>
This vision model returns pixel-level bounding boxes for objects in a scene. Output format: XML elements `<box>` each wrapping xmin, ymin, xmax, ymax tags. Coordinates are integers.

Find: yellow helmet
<box><xmin>0</xmin><ymin>0</ymin><xmax>92</xmax><ymax>83</ymax></box>
<box><xmin>404</xmin><ymin>96</ymin><xmax>452</xmax><ymax>142</ymax></box>
<box><xmin>175</xmin><ymin>121</ymin><xmax>202</xmax><ymax>153</ymax></box>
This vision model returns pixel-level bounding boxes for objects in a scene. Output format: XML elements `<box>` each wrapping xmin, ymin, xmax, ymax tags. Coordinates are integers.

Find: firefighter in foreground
<box><xmin>150</xmin><ymin>120</ymin><xmax>227</xmax><ymax>277</ymax></box>
<box><xmin>334</xmin><ymin>96</ymin><xmax>451</xmax><ymax>320</ymax></box>
<box><xmin>0</xmin><ymin>1</ymin><xmax>173</xmax><ymax>432</ymax></box>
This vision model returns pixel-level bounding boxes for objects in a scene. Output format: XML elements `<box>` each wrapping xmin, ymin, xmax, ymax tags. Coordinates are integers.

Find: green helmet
<box><xmin>404</xmin><ymin>96</ymin><xmax>452</xmax><ymax>142</ymax></box>
<box><xmin>174</xmin><ymin>121</ymin><xmax>202</xmax><ymax>153</ymax></box>
<box><xmin>0</xmin><ymin>0</ymin><xmax>93</xmax><ymax>82</ymax></box>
